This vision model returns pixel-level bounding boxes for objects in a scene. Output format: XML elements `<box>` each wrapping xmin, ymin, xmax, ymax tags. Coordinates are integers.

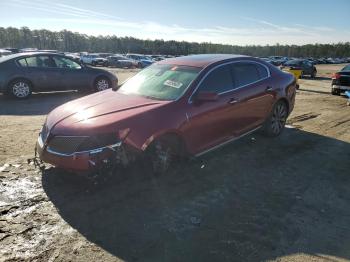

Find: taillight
<box><xmin>332</xmin><ymin>73</ymin><xmax>341</xmax><ymax>79</ymax></box>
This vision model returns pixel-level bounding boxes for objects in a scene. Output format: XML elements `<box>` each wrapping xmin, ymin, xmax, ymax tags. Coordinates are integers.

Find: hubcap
<box><xmin>96</xmin><ymin>79</ymin><xmax>109</xmax><ymax>91</ymax></box>
<box><xmin>12</xmin><ymin>82</ymin><xmax>30</xmax><ymax>98</ymax></box>
<box><xmin>271</xmin><ymin>103</ymin><xmax>287</xmax><ymax>134</ymax></box>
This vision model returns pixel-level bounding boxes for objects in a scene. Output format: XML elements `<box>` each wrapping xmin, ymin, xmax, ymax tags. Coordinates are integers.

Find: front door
<box><xmin>184</xmin><ymin>64</ymin><xmax>241</xmax><ymax>154</ymax></box>
<box><xmin>51</xmin><ymin>56</ymin><xmax>90</xmax><ymax>90</ymax></box>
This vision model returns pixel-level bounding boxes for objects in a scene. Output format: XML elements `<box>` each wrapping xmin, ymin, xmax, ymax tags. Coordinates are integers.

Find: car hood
<box><xmin>46</xmin><ymin>90</ymin><xmax>170</xmax><ymax>135</ymax></box>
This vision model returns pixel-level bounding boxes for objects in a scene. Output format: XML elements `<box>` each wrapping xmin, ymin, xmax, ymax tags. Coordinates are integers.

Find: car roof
<box><xmin>158</xmin><ymin>54</ymin><xmax>247</xmax><ymax>68</ymax></box>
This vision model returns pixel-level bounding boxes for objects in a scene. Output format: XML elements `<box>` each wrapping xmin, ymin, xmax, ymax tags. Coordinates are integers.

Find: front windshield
<box><xmin>118</xmin><ymin>64</ymin><xmax>201</xmax><ymax>100</ymax></box>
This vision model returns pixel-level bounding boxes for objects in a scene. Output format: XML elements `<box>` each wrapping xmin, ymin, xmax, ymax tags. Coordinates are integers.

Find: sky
<box><xmin>0</xmin><ymin>0</ymin><xmax>349</xmax><ymax>46</ymax></box>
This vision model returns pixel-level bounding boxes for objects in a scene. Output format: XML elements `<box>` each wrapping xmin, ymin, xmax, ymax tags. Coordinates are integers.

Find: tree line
<box><xmin>1</xmin><ymin>27</ymin><xmax>349</xmax><ymax>58</ymax></box>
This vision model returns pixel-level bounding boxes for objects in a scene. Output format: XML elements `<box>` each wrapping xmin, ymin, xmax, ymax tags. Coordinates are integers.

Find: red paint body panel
<box><xmin>37</xmin><ymin>55</ymin><xmax>296</xmax><ymax>171</ymax></box>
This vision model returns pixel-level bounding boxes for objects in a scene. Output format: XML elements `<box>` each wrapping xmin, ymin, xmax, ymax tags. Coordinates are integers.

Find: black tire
<box><xmin>263</xmin><ymin>100</ymin><xmax>288</xmax><ymax>137</ymax></box>
<box><xmin>331</xmin><ymin>88</ymin><xmax>340</xmax><ymax>95</ymax></box>
<box><xmin>94</xmin><ymin>77</ymin><xmax>111</xmax><ymax>92</ymax></box>
<box><xmin>145</xmin><ymin>135</ymin><xmax>183</xmax><ymax>174</ymax></box>
<box><xmin>137</xmin><ymin>62</ymin><xmax>143</xmax><ymax>68</ymax></box>
<box><xmin>311</xmin><ymin>70</ymin><xmax>316</xmax><ymax>78</ymax></box>
<box><xmin>8</xmin><ymin>79</ymin><xmax>32</xmax><ymax>99</ymax></box>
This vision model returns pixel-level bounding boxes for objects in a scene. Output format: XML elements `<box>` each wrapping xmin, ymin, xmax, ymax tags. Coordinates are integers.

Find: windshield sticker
<box><xmin>164</xmin><ymin>80</ymin><xmax>183</xmax><ymax>89</ymax></box>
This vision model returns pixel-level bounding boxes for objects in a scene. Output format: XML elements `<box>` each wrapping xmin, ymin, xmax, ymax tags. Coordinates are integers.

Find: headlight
<box><xmin>40</xmin><ymin>124</ymin><xmax>49</xmax><ymax>143</ymax></box>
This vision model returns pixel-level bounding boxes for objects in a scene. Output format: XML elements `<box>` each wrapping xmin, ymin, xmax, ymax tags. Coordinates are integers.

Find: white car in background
<box><xmin>81</xmin><ymin>54</ymin><xmax>108</xmax><ymax>66</ymax></box>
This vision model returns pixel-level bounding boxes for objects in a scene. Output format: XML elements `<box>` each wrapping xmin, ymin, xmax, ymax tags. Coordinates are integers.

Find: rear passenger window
<box><xmin>25</xmin><ymin>57</ymin><xmax>38</xmax><ymax>67</ymax></box>
<box><xmin>22</xmin><ymin>56</ymin><xmax>55</xmax><ymax>68</ymax></box>
<box><xmin>199</xmin><ymin>65</ymin><xmax>234</xmax><ymax>93</ymax></box>
<box><xmin>232</xmin><ymin>63</ymin><xmax>260</xmax><ymax>87</ymax></box>
<box><xmin>256</xmin><ymin>64</ymin><xmax>269</xmax><ymax>78</ymax></box>
<box><xmin>17</xmin><ymin>58</ymin><xmax>27</xmax><ymax>67</ymax></box>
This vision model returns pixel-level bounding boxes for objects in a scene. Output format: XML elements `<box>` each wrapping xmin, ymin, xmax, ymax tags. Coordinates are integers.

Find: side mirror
<box><xmin>195</xmin><ymin>91</ymin><xmax>219</xmax><ymax>102</ymax></box>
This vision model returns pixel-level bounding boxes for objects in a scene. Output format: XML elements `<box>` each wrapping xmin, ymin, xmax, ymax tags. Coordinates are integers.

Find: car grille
<box><xmin>47</xmin><ymin>134</ymin><xmax>120</xmax><ymax>155</ymax></box>
<box><xmin>47</xmin><ymin>136</ymin><xmax>88</xmax><ymax>154</ymax></box>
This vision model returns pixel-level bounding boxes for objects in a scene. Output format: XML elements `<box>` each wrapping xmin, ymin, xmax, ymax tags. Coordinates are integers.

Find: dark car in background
<box><xmin>331</xmin><ymin>64</ymin><xmax>350</xmax><ymax>95</ymax></box>
<box><xmin>36</xmin><ymin>54</ymin><xmax>296</xmax><ymax>173</ymax></box>
<box><xmin>282</xmin><ymin>59</ymin><xmax>317</xmax><ymax>78</ymax></box>
<box><xmin>268</xmin><ymin>56</ymin><xmax>288</xmax><ymax>66</ymax></box>
<box><xmin>107</xmin><ymin>55</ymin><xmax>135</xmax><ymax>68</ymax></box>
<box><xmin>0</xmin><ymin>52</ymin><xmax>118</xmax><ymax>99</ymax></box>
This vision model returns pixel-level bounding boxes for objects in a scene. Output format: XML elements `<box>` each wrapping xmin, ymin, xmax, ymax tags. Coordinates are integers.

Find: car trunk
<box><xmin>333</xmin><ymin>71</ymin><xmax>350</xmax><ymax>86</ymax></box>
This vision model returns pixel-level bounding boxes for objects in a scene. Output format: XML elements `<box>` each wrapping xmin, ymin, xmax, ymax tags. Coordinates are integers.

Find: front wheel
<box><xmin>9</xmin><ymin>79</ymin><xmax>32</xmax><ymax>99</ymax></box>
<box><xmin>94</xmin><ymin>77</ymin><xmax>110</xmax><ymax>91</ymax></box>
<box><xmin>263</xmin><ymin>101</ymin><xmax>288</xmax><ymax>137</ymax></box>
<box><xmin>145</xmin><ymin>136</ymin><xmax>184</xmax><ymax>174</ymax></box>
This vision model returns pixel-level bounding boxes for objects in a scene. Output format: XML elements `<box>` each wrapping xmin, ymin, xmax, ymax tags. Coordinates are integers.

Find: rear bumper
<box><xmin>332</xmin><ymin>85</ymin><xmax>350</xmax><ymax>91</ymax></box>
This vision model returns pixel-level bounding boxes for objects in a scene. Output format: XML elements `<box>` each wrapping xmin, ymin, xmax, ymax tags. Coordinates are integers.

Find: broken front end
<box><xmin>35</xmin><ymin>125</ymin><xmax>139</xmax><ymax>173</ymax></box>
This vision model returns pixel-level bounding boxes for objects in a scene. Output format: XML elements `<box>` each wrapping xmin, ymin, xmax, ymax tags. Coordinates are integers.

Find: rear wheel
<box><xmin>331</xmin><ymin>88</ymin><xmax>340</xmax><ymax>95</ymax></box>
<box><xmin>311</xmin><ymin>70</ymin><xmax>316</xmax><ymax>78</ymax></box>
<box><xmin>9</xmin><ymin>79</ymin><xmax>32</xmax><ymax>99</ymax></box>
<box><xmin>263</xmin><ymin>101</ymin><xmax>288</xmax><ymax>137</ymax></box>
<box><xmin>94</xmin><ymin>77</ymin><xmax>110</xmax><ymax>91</ymax></box>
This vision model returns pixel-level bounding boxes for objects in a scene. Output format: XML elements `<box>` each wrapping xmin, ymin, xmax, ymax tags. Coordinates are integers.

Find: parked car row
<box><xmin>262</xmin><ymin>56</ymin><xmax>350</xmax><ymax>67</ymax></box>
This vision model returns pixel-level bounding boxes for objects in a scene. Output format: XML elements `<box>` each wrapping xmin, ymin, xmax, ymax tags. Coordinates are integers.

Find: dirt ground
<box><xmin>0</xmin><ymin>65</ymin><xmax>349</xmax><ymax>262</ymax></box>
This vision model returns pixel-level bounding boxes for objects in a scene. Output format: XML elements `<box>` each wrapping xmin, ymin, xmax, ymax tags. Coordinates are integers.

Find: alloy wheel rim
<box><xmin>13</xmin><ymin>82</ymin><xmax>30</xmax><ymax>98</ymax></box>
<box><xmin>271</xmin><ymin>103</ymin><xmax>287</xmax><ymax>134</ymax></box>
<box><xmin>96</xmin><ymin>79</ymin><xmax>109</xmax><ymax>91</ymax></box>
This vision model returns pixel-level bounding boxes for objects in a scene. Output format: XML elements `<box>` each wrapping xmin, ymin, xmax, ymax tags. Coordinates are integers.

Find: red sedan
<box><xmin>36</xmin><ymin>54</ymin><xmax>296</xmax><ymax>173</ymax></box>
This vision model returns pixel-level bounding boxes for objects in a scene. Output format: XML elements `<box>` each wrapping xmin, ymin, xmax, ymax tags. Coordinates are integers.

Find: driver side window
<box><xmin>52</xmin><ymin>56</ymin><xmax>81</xmax><ymax>69</ymax></box>
<box><xmin>198</xmin><ymin>65</ymin><xmax>234</xmax><ymax>94</ymax></box>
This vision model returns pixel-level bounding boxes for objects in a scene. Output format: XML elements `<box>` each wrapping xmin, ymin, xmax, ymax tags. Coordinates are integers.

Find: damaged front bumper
<box><xmin>35</xmin><ymin>135</ymin><xmax>133</xmax><ymax>173</ymax></box>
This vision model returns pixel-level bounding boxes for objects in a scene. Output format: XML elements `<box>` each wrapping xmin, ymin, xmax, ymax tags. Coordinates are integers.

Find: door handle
<box><xmin>266</xmin><ymin>86</ymin><xmax>273</xmax><ymax>91</ymax></box>
<box><xmin>228</xmin><ymin>98</ymin><xmax>239</xmax><ymax>104</ymax></box>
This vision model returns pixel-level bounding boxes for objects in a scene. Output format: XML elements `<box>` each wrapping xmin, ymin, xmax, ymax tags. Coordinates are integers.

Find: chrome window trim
<box><xmin>16</xmin><ymin>54</ymin><xmax>80</xmax><ymax>69</ymax></box>
<box><xmin>188</xmin><ymin>60</ymin><xmax>271</xmax><ymax>104</ymax></box>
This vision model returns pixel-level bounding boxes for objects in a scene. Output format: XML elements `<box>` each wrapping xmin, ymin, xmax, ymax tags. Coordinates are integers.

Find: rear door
<box><xmin>228</xmin><ymin>62</ymin><xmax>274</xmax><ymax>135</ymax></box>
<box><xmin>18</xmin><ymin>55</ymin><xmax>62</xmax><ymax>91</ymax></box>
